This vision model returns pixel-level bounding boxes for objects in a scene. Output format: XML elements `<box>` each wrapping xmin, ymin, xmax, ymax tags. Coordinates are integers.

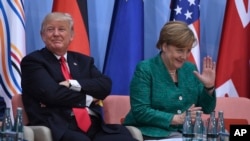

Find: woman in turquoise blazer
<box><xmin>123</xmin><ymin>21</ymin><xmax>216</xmax><ymax>140</ymax></box>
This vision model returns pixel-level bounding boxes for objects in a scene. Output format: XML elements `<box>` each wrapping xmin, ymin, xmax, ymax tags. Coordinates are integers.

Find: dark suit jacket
<box><xmin>21</xmin><ymin>48</ymin><xmax>112</xmax><ymax>141</ymax></box>
<box><xmin>0</xmin><ymin>96</ymin><xmax>6</xmax><ymax>121</ymax></box>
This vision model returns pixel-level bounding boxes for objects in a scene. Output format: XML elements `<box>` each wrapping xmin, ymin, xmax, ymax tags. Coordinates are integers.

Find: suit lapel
<box><xmin>67</xmin><ymin>53</ymin><xmax>80</xmax><ymax>79</ymax></box>
<box><xmin>42</xmin><ymin>48</ymin><xmax>66</xmax><ymax>80</ymax></box>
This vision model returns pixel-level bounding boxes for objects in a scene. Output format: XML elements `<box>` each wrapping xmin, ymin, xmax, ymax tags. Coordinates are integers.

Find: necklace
<box><xmin>169</xmin><ymin>71</ymin><xmax>176</xmax><ymax>75</ymax></box>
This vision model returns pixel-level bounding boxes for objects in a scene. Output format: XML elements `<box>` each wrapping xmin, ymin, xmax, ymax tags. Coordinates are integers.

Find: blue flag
<box><xmin>103</xmin><ymin>0</ymin><xmax>144</xmax><ymax>95</ymax></box>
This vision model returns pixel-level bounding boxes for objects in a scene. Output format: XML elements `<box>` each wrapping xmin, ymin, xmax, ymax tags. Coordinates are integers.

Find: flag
<box><xmin>170</xmin><ymin>0</ymin><xmax>201</xmax><ymax>71</ymax></box>
<box><xmin>103</xmin><ymin>0</ymin><xmax>144</xmax><ymax>95</ymax></box>
<box><xmin>215</xmin><ymin>0</ymin><xmax>250</xmax><ymax>98</ymax></box>
<box><xmin>87</xmin><ymin>0</ymin><xmax>115</xmax><ymax>71</ymax></box>
<box><xmin>52</xmin><ymin>0</ymin><xmax>90</xmax><ymax>56</ymax></box>
<box><xmin>144</xmin><ymin>0</ymin><xmax>171</xmax><ymax>59</ymax></box>
<box><xmin>25</xmin><ymin>0</ymin><xmax>53</xmax><ymax>54</ymax></box>
<box><xmin>0</xmin><ymin>0</ymin><xmax>25</xmax><ymax>112</ymax></box>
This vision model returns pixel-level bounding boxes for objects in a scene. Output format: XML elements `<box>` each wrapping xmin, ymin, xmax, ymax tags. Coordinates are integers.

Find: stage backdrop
<box><xmin>1</xmin><ymin>0</ymin><xmax>250</xmax><ymax>114</ymax></box>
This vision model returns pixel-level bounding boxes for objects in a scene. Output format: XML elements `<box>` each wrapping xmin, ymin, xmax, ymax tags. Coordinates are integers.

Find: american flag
<box><xmin>170</xmin><ymin>0</ymin><xmax>200</xmax><ymax>72</ymax></box>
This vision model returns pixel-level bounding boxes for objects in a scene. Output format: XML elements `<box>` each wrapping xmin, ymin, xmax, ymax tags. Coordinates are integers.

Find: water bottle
<box><xmin>1</xmin><ymin>108</ymin><xmax>13</xmax><ymax>141</ymax></box>
<box><xmin>193</xmin><ymin>111</ymin><xmax>203</xmax><ymax>141</ymax></box>
<box><xmin>207</xmin><ymin>111</ymin><xmax>218</xmax><ymax>141</ymax></box>
<box><xmin>1</xmin><ymin>108</ymin><xmax>12</xmax><ymax>132</ymax></box>
<box><xmin>217</xmin><ymin>111</ymin><xmax>226</xmax><ymax>141</ymax></box>
<box><xmin>182</xmin><ymin>110</ymin><xmax>194</xmax><ymax>141</ymax></box>
<box><xmin>13</xmin><ymin>107</ymin><xmax>24</xmax><ymax>141</ymax></box>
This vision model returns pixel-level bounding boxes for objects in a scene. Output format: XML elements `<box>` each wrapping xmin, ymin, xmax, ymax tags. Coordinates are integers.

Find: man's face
<box><xmin>41</xmin><ymin>20</ymin><xmax>73</xmax><ymax>55</ymax></box>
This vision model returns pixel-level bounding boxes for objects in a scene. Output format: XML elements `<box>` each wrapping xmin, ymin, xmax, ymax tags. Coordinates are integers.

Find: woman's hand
<box><xmin>188</xmin><ymin>104</ymin><xmax>202</xmax><ymax>122</ymax></box>
<box><xmin>172</xmin><ymin>104</ymin><xmax>202</xmax><ymax>125</ymax></box>
<box><xmin>172</xmin><ymin>112</ymin><xmax>186</xmax><ymax>125</ymax></box>
<box><xmin>193</xmin><ymin>56</ymin><xmax>216</xmax><ymax>89</ymax></box>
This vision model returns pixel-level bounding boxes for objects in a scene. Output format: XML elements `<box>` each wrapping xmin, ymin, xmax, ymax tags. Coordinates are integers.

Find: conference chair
<box><xmin>102</xmin><ymin>95</ymin><xmax>143</xmax><ymax>141</ymax></box>
<box><xmin>11</xmin><ymin>94</ymin><xmax>53</xmax><ymax>141</ymax></box>
<box><xmin>202</xmin><ymin>97</ymin><xmax>250</xmax><ymax>132</ymax></box>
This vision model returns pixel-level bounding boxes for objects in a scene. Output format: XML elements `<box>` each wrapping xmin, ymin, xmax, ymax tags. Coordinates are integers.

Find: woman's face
<box><xmin>161</xmin><ymin>43</ymin><xmax>191</xmax><ymax>70</ymax></box>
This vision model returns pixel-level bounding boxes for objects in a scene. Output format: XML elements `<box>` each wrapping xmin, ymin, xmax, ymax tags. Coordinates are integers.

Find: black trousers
<box><xmin>61</xmin><ymin>115</ymin><xmax>138</xmax><ymax>141</ymax></box>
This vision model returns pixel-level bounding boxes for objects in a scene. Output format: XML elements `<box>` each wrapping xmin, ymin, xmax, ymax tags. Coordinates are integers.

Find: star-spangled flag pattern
<box><xmin>170</xmin><ymin>0</ymin><xmax>201</xmax><ymax>72</ymax></box>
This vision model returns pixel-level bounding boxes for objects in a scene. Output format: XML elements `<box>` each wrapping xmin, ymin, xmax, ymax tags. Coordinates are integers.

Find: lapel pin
<box><xmin>73</xmin><ymin>62</ymin><xmax>77</xmax><ymax>66</ymax></box>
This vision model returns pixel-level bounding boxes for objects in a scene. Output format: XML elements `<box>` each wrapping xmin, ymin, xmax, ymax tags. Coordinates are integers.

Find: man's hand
<box><xmin>93</xmin><ymin>98</ymin><xmax>103</xmax><ymax>106</ymax></box>
<box><xmin>59</xmin><ymin>80</ymin><xmax>70</xmax><ymax>88</ymax></box>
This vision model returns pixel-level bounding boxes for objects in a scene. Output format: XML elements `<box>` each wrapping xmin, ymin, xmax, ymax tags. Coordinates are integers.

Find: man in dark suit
<box><xmin>21</xmin><ymin>12</ymin><xmax>137</xmax><ymax>141</ymax></box>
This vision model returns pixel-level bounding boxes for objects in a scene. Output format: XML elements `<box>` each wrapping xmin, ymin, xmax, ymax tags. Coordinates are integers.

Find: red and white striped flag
<box><xmin>216</xmin><ymin>0</ymin><xmax>250</xmax><ymax>98</ymax></box>
<box><xmin>170</xmin><ymin>0</ymin><xmax>200</xmax><ymax>71</ymax></box>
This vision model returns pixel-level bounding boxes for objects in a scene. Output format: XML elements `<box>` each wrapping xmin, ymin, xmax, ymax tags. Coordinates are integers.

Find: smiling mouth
<box><xmin>53</xmin><ymin>41</ymin><xmax>62</xmax><ymax>44</ymax></box>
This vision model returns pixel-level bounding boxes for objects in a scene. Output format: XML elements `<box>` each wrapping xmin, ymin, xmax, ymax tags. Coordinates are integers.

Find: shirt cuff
<box><xmin>69</xmin><ymin>79</ymin><xmax>81</xmax><ymax>92</ymax></box>
<box><xmin>86</xmin><ymin>95</ymin><xmax>93</xmax><ymax>107</ymax></box>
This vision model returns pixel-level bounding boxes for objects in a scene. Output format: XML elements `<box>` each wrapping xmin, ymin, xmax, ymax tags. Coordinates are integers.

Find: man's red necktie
<box><xmin>60</xmin><ymin>56</ymin><xmax>91</xmax><ymax>132</ymax></box>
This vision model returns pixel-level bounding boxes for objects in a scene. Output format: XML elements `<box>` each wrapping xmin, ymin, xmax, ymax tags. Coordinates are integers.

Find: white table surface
<box><xmin>145</xmin><ymin>138</ymin><xmax>182</xmax><ymax>141</ymax></box>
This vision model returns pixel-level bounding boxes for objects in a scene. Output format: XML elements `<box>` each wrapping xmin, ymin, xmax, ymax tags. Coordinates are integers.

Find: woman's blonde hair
<box><xmin>156</xmin><ymin>21</ymin><xmax>196</xmax><ymax>49</ymax></box>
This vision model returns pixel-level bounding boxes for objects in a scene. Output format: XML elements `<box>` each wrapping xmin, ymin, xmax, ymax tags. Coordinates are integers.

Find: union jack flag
<box><xmin>170</xmin><ymin>0</ymin><xmax>200</xmax><ymax>72</ymax></box>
